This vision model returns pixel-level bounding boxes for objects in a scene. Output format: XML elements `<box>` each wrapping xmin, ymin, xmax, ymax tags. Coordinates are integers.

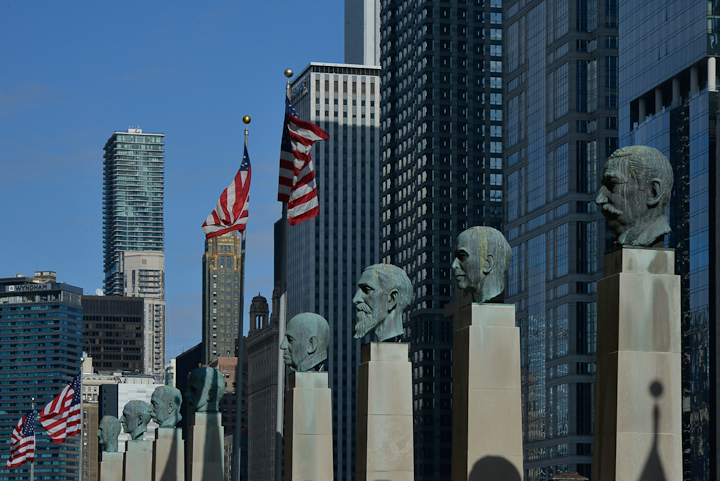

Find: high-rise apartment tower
<box><xmin>502</xmin><ymin>0</ymin><xmax>618</xmax><ymax>477</ymax></box>
<box><xmin>379</xmin><ymin>2</ymin><xmax>504</xmax><ymax>477</ymax></box>
<box><xmin>619</xmin><ymin>1</ymin><xmax>720</xmax><ymax>478</ymax></box>
<box><xmin>103</xmin><ymin>128</ymin><xmax>165</xmax><ymax>295</ymax></box>
<box><xmin>286</xmin><ymin>62</ymin><xmax>380</xmax><ymax>480</ymax></box>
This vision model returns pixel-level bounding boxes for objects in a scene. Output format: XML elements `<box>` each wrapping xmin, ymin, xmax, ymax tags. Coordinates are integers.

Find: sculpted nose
<box><xmin>451</xmin><ymin>258</ymin><xmax>459</xmax><ymax>270</ymax></box>
<box><xmin>595</xmin><ymin>189</ymin><xmax>607</xmax><ymax>205</ymax></box>
<box><xmin>280</xmin><ymin>337</ymin><xmax>288</xmax><ymax>349</ymax></box>
<box><xmin>352</xmin><ymin>289</ymin><xmax>361</xmax><ymax>304</ymax></box>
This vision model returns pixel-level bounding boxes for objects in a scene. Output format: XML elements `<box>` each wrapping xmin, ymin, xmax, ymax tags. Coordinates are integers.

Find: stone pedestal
<box><xmin>153</xmin><ymin>428</ymin><xmax>184</xmax><ymax>481</ymax></box>
<box><xmin>188</xmin><ymin>412</ymin><xmax>224</xmax><ymax>481</ymax></box>
<box><xmin>593</xmin><ymin>247</ymin><xmax>682</xmax><ymax>481</ymax></box>
<box><xmin>451</xmin><ymin>303</ymin><xmax>523</xmax><ymax>481</ymax></box>
<box><xmin>356</xmin><ymin>343</ymin><xmax>413</xmax><ymax>481</ymax></box>
<box><xmin>123</xmin><ymin>441</ymin><xmax>153</xmax><ymax>481</ymax></box>
<box><xmin>283</xmin><ymin>372</ymin><xmax>333</xmax><ymax>481</ymax></box>
<box><xmin>100</xmin><ymin>452</ymin><xmax>123</xmax><ymax>481</ymax></box>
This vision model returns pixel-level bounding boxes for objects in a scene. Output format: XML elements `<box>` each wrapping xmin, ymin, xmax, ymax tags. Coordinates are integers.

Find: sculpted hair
<box><xmin>614</xmin><ymin>146</ymin><xmax>673</xmax><ymax>209</ymax></box>
<box><xmin>100</xmin><ymin>416</ymin><xmax>121</xmax><ymax>439</ymax></box>
<box><xmin>195</xmin><ymin>367</ymin><xmax>226</xmax><ymax>403</ymax></box>
<box><xmin>155</xmin><ymin>385</ymin><xmax>182</xmax><ymax>408</ymax></box>
<box><xmin>367</xmin><ymin>264</ymin><xmax>413</xmax><ymax>312</ymax></box>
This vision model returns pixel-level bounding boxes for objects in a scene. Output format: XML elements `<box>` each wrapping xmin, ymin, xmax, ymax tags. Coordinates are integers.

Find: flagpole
<box><xmin>30</xmin><ymin>397</ymin><xmax>35</xmax><ymax>481</ymax></box>
<box><xmin>231</xmin><ymin>116</ymin><xmax>251</xmax><ymax>481</ymax></box>
<box><xmin>275</xmin><ymin>67</ymin><xmax>293</xmax><ymax>481</ymax></box>
<box><xmin>79</xmin><ymin>356</ymin><xmax>84</xmax><ymax>480</ymax></box>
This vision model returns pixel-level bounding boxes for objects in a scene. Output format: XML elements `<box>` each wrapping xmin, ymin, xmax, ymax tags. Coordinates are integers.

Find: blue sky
<box><xmin>0</xmin><ymin>2</ymin><xmax>344</xmax><ymax>361</ymax></box>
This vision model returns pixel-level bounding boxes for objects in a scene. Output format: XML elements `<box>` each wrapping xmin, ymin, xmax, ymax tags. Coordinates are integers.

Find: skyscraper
<box><xmin>246</xmin><ymin>293</ymin><xmax>279</xmax><ymax>481</ymax></box>
<box><xmin>619</xmin><ymin>1</ymin><xmax>719</xmax><ymax>478</ymax></box>
<box><xmin>0</xmin><ymin>271</ymin><xmax>83</xmax><ymax>481</ymax></box>
<box><xmin>103</xmin><ymin>128</ymin><xmax>166</xmax><ymax>375</ymax></box>
<box><xmin>502</xmin><ymin>0</ymin><xmax>618</xmax><ymax>477</ymax></box>
<box><xmin>201</xmin><ymin>231</ymin><xmax>243</xmax><ymax>365</ymax></box>
<box><xmin>378</xmin><ymin>2</ymin><xmax>504</xmax><ymax>477</ymax></box>
<box><xmin>345</xmin><ymin>0</ymin><xmax>380</xmax><ymax>67</ymax></box>
<box><xmin>83</xmin><ymin>295</ymin><xmax>144</xmax><ymax>372</ymax></box>
<box><xmin>103</xmin><ymin>128</ymin><xmax>165</xmax><ymax>295</ymax></box>
<box><xmin>286</xmin><ymin>62</ymin><xmax>380</xmax><ymax>480</ymax></box>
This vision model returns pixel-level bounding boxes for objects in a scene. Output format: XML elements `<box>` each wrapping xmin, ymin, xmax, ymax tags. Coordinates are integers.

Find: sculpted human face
<box><xmin>353</xmin><ymin>269</ymin><xmax>388</xmax><ymax>339</ymax></box>
<box><xmin>452</xmin><ymin>231</ymin><xmax>486</xmax><ymax>295</ymax></box>
<box><xmin>120</xmin><ymin>406</ymin><xmax>138</xmax><ymax>435</ymax></box>
<box><xmin>280</xmin><ymin>319</ymin><xmax>309</xmax><ymax>371</ymax></box>
<box><xmin>97</xmin><ymin>424</ymin><xmax>106</xmax><ymax>446</ymax></box>
<box><xmin>595</xmin><ymin>155</ymin><xmax>649</xmax><ymax>236</ymax></box>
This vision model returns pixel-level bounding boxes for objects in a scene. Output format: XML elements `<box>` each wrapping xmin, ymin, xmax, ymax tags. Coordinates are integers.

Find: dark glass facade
<box><xmin>0</xmin><ymin>273</ymin><xmax>83</xmax><ymax>481</ymax></box>
<box><xmin>619</xmin><ymin>2</ymin><xmax>719</xmax><ymax>478</ymax></box>
<box><xmin>286</xmin><ymin>63</ymin><xmax>380</xmax><ymax>481</ymax></box>
<box><xmin>82</xmin><ymin>296</ymin><xmax>144</xmax><ymax>371</ymax></box>
<box><xmin>103</xmin><ymin>129</ymin><xmax>165</xmax><ymax>296</ymax></box>
<box><xmin>502</xmin><ymin>0</ymin><xmax>618</xmax><ymax>477</ymax></box>
<box><xmin>379</xmin><ymin>1</ymin><xmax>503</xmax><ymax>477</ymax></box>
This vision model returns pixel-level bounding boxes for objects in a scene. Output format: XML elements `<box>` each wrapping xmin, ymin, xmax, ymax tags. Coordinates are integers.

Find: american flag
<box><xmin>278</xmin><ymin>96</ymin><xmax>329</xmax><ymax>226</ymax></box>
<box><xmin>5</xmin><ymin>410</ymin><xmax>35</xmax><ymax>469</ymax></box>
<box><xmin>203</xmin><ymin>144</ymin><xmax>252</xmax><ymax>238</ymax></box>
<box><xmin>38</xmin><ymin>373</ymin><xmax>81</xmax><ymax>443</ymax></box>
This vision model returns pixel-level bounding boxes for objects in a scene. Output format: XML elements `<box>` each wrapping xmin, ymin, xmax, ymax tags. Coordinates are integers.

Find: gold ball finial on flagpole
<box><xmin>284</xmin><ymin>68</ymin><xmax>294</xmax><ymax>79</ymax></box>
<box><xmin>243</xmin><ymin>116</ymin><xmax>251</xmax><ymax>125</ymax></box>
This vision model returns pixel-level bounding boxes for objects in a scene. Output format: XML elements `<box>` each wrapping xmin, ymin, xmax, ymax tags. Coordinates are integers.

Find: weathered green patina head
<box><xmin>595</xmin><ymin>146</ymin><xmax>673</xmax><ymax>246</ymax></box>
<box><xmin>120</xmin><ymin>400</ymin><xmax>153</xmax><ymax>441</ymax></box>
<box><xmin>452</xmin><ymin>227</ymin><xmax>512</xmax><ymax>303</ymax></box>
<box><xmin>97</xmin><ymin>415</ymin><xmax>121</xmax><ymax>452</ymax></box>
<box><xmin>353</xmin><ymin>264</ymin><xmax>412</xmax><ymax>342</ymax></box>
<box><xmin>151</xmin><ymin>385</ymin><xmax>183</xmax><ymax>428</ymax></box>
<box><xmin>280</xmin><ymin>313</ymin><xmax>329</xmax><ymax>371</ymax></box>
<box><xmin>185</xmin><ymin>367</ymin><xmax>225</xmax><ymax>414</ymax></box>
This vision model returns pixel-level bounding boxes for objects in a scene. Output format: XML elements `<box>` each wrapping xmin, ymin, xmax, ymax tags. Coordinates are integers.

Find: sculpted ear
<box><xmin>484</xmin><ymin>254</ymin><xmax>495</xmax><ymax>274</ymax></box>
<box><xmin>647</xmin><ymin>178</ymin><xmax>662</xmax><ymax>206</ymax></box>
<box><xmin>307</xmin><ymin>336</ymin><xmax>318</xmax><ymax>354</ymax></box>
<box><xmin>387</xmin><ymin>289</ymin><xmax>399</xmax><ymax>311</ymax></box>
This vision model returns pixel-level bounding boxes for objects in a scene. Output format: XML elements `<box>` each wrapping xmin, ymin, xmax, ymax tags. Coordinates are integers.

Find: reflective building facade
<box><xmin>103</xmin><ymin>128</ymin><xmax>165</xmax><ymax>296</ymax></box>
<box><xmin>502</xmin><ymin>0</ymin><xmax>618</xmax><ymax>477</ymax></box>
<box><xmin>286</xmin><ymin>62</ymin><xmax>380</xmax><ymax>480</ymax></box>
<box><xmin>619</xmin><ymin>1</ymin><xmax>720</xmax><ymax>478</ymax></box>
<box><xmin>379</xmin><ymin>1</ymin><xmax>504</xmax><ymax>477</ymax></box>
<box><xmin>0</xmin><ymin>272</ymin><xmax>83</xmax><ymax>481</ymax></box>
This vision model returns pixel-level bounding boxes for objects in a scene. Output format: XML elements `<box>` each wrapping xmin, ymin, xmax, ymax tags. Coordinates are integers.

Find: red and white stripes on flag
<box><xmin>5</xmin><ymin>410</ymin><xmax>35</xmax><ymax>469</ymax></box>
<box><xmin>203</xmin><ymin>145</ymin><xmax>252</xmax><ymax>238</ymax></box>
<box><xmin>278</xmin><ymin>96</ymin><xmax>329</xmax><ymax>226</ymax></box>
<box><xmin>39</xmin><ymin>373</ymin><xmax>81</xmax><ymax>444</ymax></box>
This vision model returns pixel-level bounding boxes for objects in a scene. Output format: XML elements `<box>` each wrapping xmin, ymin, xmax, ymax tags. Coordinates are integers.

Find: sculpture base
<box><xmin>153</xmin><ymin>427</ymin><xmax>184</xmax><ymax>481</ymax></box>
<box><xmin>283</xmin><ymin>372</ymin><xmax>333</xmax><ymax>481</ymax></box>
<box><xmin>593</xmin><ymin>248</ymin><xmax>682</xmax><ymax>481</ymax></box>
<box><xmin>356</xmin><ymin>343</ymin><xmax>413</xmax><ymax>481</ymax></box>
<box><xmin>451</xmin><ymin>304</ymin><xmax>523</xmax><ymax>481</ymax></box>
<box><xmin>188</xmin><ymin>412</ymin><xmax>224</xmax><ymax>481</ymax></box>
<box><xmin>123</xmin><ymin>441</ymin><xmax>153</xmax><ymax>481</ymax></box>
<box><xmin>100</xmin><ymin>452</ymin><xmax>123</xmax><ymax>481</ymax></box>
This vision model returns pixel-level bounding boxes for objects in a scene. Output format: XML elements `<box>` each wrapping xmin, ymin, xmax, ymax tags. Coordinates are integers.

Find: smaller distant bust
<box><xmin>280</xmin><ymin>313</ymin><xmax>330</xmax><ymax>372</ymax></box>
<box><xmin>97</xmin><ymin>416</ymin><xmax>122</xmax><ymax>452</ymax></box>
<box><xmin>151</xmin><ymin>386</ymin><xmax>183</xmax><ymax>428</ymax></box>
<box><xmin>595</xmin><ymin>146</ymin><xmax>673</xmax><ymax>246</ymax></box>
<box><xmin>452</xmin><ymin>226</ymin><xmax>512</xmax><ymax>303</ymax></box>
<box><xmin>120</xmin><ymin>400</ymin><xmax>153</xmax><ymax>441</ymax></box>
<box><xmin>185</xmin><ymin>367</ymin><xmax>226</xmax><ymax>414</ymax></box>
<box><xmin>353</xmin><ymin>264</ymin><xmax>413</xmax><ymax>342</ymax></box>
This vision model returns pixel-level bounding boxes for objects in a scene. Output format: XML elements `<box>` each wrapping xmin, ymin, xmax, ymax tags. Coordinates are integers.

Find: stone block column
<box><xmin>123</xmin><ymin>441</ymin><xmax>153</xmax><ymax>481</ymax></box>
<box><xmin>99</xmin><ymin>452</ymin><xmax>123</xmax><ymax>481</ymax></box>
<box><xmin>451</xmin><ymin>303</ymin><xmax>523</xmax><ymax>481</ymax></box>
<box><xmin>153</xmin><ymin>428</ymin><xmax>184</xmax><ymax>481</ymax></box>
<box><xmin>283</xmin><ymin>372</ymin><xmax>333</xmax><ymax>481</ymax></box>
<box><xmin>188</xmin><ymin>412</ymin><xmax>224</xmax><ymax>481</ymax></box>
<box><xmin>593</xmin><ymin>247</ymin><xmax>682</xmax><ymax>481</ymax></box>
<box><xmin>356</xmin><ymin>342</ymin><xmax>413</xmax><ymax>481</ymax></box>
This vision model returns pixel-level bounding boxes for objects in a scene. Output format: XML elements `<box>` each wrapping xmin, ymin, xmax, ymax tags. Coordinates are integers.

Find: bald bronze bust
<box><xmin>120</xmin><ymin>400</ymin><xmax>153</xmax><ymax>441</ymax></box>
<box><xmin>280</xmin><ymin>313</ymin><xmax>329</xmax><ymax>372</ymax></box>
<box><xmin>185</xmin><ymin>367</ymin><xmax>225</xmax><ymax>414</ymax></box>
